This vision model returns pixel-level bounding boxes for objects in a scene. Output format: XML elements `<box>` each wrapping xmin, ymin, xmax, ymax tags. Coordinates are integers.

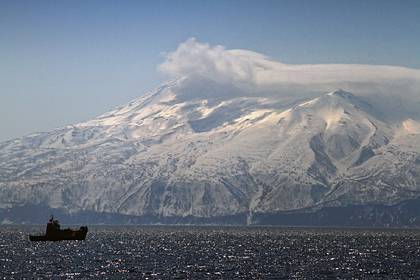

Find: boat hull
<box><xmin>29</xmin><ymin>227</ymin><xmax>88</xmax><ymax>241</ymax></box>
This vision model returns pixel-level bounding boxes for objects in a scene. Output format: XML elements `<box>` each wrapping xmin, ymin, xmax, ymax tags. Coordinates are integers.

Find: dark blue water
<box><xmin>1</xmin><ymin>225</ymin><xmax>420</xmax><ymax>279</ymax></box>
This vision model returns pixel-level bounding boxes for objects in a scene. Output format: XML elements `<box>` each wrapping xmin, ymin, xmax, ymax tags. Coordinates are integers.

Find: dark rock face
<box><xmin>253</xmin><ymin>199</ymin><xmax>420</xmax><ymax>227</ymax></box>
<box><xmin>2</xmin><ymin>199</ymin><xmax>420</xmax><ymax>228</ymax></box>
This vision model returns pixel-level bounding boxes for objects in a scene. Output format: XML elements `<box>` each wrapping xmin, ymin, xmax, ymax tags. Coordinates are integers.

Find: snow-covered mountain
<box><xmin>1</xmin><ymin>77</ymin><xmax>420</xmax><ymax>225</ymax></box>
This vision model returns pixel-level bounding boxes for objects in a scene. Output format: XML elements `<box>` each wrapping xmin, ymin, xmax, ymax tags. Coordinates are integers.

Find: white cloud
<box><xmin>159</xmin><ymin>38</ymin><xmax>262</xmax><ymax>84</ymax></box>
<box><xmin>159</xmin><ymin>38</ymin><xmax>420</xmax><ymax>121</ymax></box>
<box><xmin>160</xmin><ymin>38</ymin><xmax>420</xmax><ymax>89</ymax></box>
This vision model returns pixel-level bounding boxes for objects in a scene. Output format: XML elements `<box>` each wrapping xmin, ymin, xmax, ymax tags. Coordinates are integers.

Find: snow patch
<box><xmin>402</xmin><ymin>119</ymin><xmax>420</xmax><ymax>134</ymax></box>
<box><xmin>322</xmin><ymin>109</ymin><xmax>347</xmax><ymax>130</ymax></box>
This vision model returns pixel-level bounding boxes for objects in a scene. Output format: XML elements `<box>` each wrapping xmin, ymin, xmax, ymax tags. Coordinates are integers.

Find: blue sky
<box><xmin>1</xmin><ymin>0</ymin><xmax>420</xmax><ymax>141</ymax></box>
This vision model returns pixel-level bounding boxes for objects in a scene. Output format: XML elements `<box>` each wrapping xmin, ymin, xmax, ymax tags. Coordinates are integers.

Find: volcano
<box><xmin>1</xmin><ymin>76</ymin><xmax>420</xmax><ymax>226</ymax></box>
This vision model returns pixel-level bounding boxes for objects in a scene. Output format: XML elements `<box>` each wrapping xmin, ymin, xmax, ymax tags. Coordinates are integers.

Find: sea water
<box><xmin>1</xmin><ymin>225</ymin><xmax>420</xmax><ymax>279</ymax></box>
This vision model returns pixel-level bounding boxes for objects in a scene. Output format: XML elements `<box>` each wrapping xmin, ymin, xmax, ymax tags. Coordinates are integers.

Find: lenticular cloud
<box><xmin>160</xmin><ymin>38</ymin><xmax>420</xmax><ymax>91</ymax></box>
<box><xmin>159</xmin><ymin>38</ymin><xmax>420</xmax><ymax>121</ymax></box>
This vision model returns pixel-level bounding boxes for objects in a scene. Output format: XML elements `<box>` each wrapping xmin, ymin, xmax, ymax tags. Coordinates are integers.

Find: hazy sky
<box><xmin>1</xmin><ymin>0</ymin><xmax>420</xmax><ymax>141</ymax></box>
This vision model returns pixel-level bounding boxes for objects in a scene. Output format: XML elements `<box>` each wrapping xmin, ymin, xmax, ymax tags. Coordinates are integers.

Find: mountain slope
<box><xmin>1</xmin><ymin>78</ymin><xmax>420</xmax><ymax>225</ymax></box>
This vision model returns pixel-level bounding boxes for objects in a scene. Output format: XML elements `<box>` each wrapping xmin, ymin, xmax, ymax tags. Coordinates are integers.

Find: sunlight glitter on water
<box><xmin>1</xmin><ymin>226</ymin><xmax>420</xmax><ymax>279</ymax></box>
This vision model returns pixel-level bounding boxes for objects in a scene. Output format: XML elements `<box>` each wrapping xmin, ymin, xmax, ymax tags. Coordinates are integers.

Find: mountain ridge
<box><xmin>1</xmin><ymin>79</ymin><xmax>420</xmax><ymax>225</ymax></box>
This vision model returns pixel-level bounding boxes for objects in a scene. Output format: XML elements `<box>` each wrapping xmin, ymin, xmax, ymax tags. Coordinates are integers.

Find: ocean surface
<box><xmin>1</xmin><ymin>225</ymin><xmax>420</xmax><ymax>279</ymax></box>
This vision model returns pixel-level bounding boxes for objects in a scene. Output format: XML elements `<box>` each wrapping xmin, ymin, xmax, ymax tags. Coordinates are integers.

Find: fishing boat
<box><xmin>29</xmin><ymin>216</ymin><xmax>88</xmax><ymax>241</ymax></box>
